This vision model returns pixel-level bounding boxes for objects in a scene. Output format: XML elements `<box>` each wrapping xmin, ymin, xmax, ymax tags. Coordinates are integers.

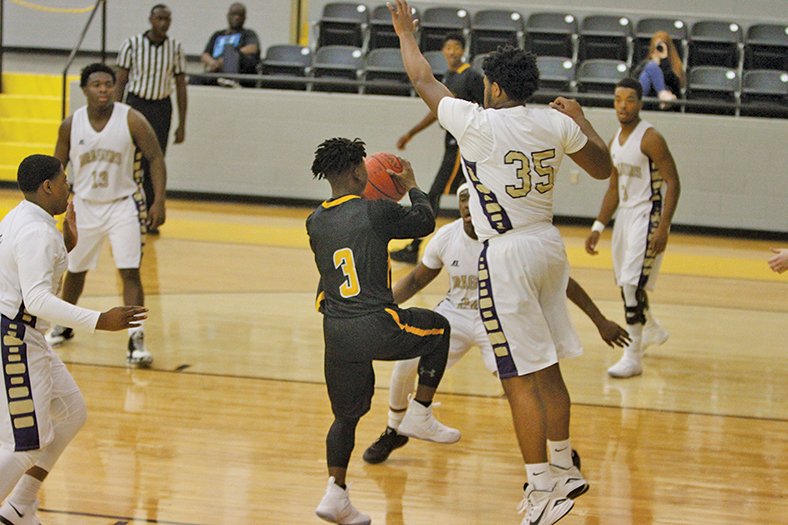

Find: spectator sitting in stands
<box><xmin>199</xmin><ymin>2</ymin><xmax>260</xmax><ymax>87</ymax></box>
<box><xmin>634</xmin><ymin>31</ymin><xmax>685</xmax><ymax>108</ymax></box>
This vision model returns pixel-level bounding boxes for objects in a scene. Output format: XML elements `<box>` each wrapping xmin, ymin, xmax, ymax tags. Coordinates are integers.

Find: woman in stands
<box><xmin>636</xmin><ymin>31</ymin><xmax>685</xmax><ymax>108</ymax></box>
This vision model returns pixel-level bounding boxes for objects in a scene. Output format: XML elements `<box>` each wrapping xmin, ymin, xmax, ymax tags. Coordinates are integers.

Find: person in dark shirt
<box><xmin>391</xmin><ymin>33</ymin><xmax>485</xmax><ymax>263</ymax></box>
<box><xmin>199</xmin><ymin>2</ymin><xmax>260</xmax><ymax>86</ymax></box>
<box><xmin>307</xmin><ymin>137</ymin><xmax>459</xmax><ymax>525</ymax></box>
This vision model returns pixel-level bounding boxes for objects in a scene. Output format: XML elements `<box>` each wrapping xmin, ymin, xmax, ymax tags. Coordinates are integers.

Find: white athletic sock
<box><xmin>547</xmin><ymin>439</ymin><xmax>573</xmax><ymax>469</ymax></box>
<box><xmin>8</xmin><ymin>475</ymin><xmax>41</xmax><ymax>511</ymax></box>
<box><xmin>128</xmin><ymin>322</ymin><xmax>144</xmax><ymax>337</ymax></box>
<box><xmin>525</xmin><ymin>462</ymin><xmax>552</xmax><ymax>491</ymax></box>
<box><xmin>624</xmin><ymin>336</ymin><xmax>643</xmax><ymax>362</ymax></box>
<box><xmin>387</xmin><ymin>407</ymin><xmax>407</xmax><ymax>431</ymax></box>
<box><xmin>0</xmin><ymin>449</ymin><xmax>37</xmax><ymax>503</ymax></box>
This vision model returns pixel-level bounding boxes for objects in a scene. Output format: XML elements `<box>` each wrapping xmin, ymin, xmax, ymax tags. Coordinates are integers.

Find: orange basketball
<box><xmin>363</xmin><ymin>152</ymin><xmax>407</xmax><ymax>202</ymax></box>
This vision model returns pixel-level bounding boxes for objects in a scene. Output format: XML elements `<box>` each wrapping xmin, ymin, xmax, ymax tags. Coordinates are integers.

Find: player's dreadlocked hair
<box><xmin>482</xmin><ymin>45</ymin><xmax>539</xmax><ymax>102</ymax></box>
<box><xmin>311</xmin><ymin>137</ymin><xmax>366</xmax><ymax>180</ymax></box>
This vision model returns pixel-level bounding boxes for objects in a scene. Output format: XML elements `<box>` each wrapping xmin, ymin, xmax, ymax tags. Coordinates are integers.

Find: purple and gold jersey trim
<box><xmin>1</xmin><ymin>311</ymin><xmax>40</xmax><ymax>451</ymax></box>
<box><xmin>478</xmin><ymin>242</ymin><xmax>517</xmax><ymax>378</ymax></box>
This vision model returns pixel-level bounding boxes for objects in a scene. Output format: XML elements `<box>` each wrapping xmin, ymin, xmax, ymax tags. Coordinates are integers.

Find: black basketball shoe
<box><xmin>363</xmin><ymin>427</ymin><xmax>409</xmax><ymax>464</ymax></box>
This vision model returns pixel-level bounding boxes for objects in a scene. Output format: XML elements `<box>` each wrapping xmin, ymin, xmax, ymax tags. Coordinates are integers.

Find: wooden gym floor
<box><xmin>0</xmin><ymin>190</ymin><xmax>785</xmax><ymax>525</ymax></box>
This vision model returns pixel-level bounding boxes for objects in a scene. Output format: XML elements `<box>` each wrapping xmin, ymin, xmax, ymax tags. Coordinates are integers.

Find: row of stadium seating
<box><xmin>313</xmin><ymin>3</ymin><xmax>787</xmax><ymax>71</ymax></box>
<box><xmin>245</xmin><ymin>44</ymin><xmax>787</xmax><ymax>118</ymax></box>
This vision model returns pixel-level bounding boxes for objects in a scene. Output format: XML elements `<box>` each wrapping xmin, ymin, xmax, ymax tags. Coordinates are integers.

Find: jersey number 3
<box><xmin>504</xmin><ymin>149</ymin><xmax>556</xmax><ymax>199</ymax></box>
<box><xmin>333</xmin><ymin>248</ymin><xmax>360</xmax><ymax>298</ymax></box>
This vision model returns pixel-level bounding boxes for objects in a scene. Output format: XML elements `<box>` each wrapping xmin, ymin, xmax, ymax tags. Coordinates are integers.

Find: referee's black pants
<box><xmin>126</xmin><ymin>93</ymin><xmax>172</xmax><ymax>210</ymax></box>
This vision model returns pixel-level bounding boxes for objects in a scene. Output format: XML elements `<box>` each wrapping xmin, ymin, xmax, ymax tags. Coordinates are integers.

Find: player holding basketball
<box><xmin>47</xmin><ymin>63</ymin><xmax>166</xmax><ymax>367</ymax></box>
<box><xmin>390</xmin><ymin>2</ymin><xmax>613</xmax><ymax>523</ymax></box>
<box><xmin>0</xmin><ymin>154</ymin><xmax>146</xmax><ymax>525</ymax></box>
<box><xmin>307</xmin><ymin>137</ymin><xmax>459</xmax><ymax>525</ymax></box>
<box><xmin>363</xmin><ymin>183</ymin><xmax>629</xmax><ymax>464</ymax></box>
<box><xmin>585</xmin><ymin>78</ymin><xmax>681</xmax><ymax>379</ymax></box>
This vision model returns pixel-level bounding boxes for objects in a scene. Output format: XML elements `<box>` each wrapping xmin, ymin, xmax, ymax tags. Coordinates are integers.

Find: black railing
<box><xmin>61</xmin><ymin>0</ymin><xmax>106</xmax><ymax>119</ymax></box>
<box><xmin>188</xmin><ymin>71</ymin><xmax>788</xmax><ymax>118</ymax></box>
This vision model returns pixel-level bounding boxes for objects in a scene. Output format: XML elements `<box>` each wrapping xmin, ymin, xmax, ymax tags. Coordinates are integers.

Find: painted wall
<box><xmin>69</xmin><ymin>84</ymin><xmax>788</xmax><ymax>233</ymax></box>
<box><xmin>4</xmin><ymin>0</ymin><xmax>786</xmax><ymax>58</ymax></box>
<box><xmin>2</xmin><ymin>0</ymin><xmax>292</xmax><ymax>57</ymax></box>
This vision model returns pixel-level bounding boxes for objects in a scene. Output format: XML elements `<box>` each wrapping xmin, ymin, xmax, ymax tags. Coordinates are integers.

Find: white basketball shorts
<box><xmin>612</xmin><ymin>205</ymin><xmax>664</xmax><ymax>290</ymax></box>
<box><xmin>478</xmin><ymin>223</ymin><xmax>583</xmax><ymax>378</ymax></box>
<box><xmin>68</xmin><ymin>194</ymin><xmax>144</xmax><ymax>272</ymax></box>
<box><xmin>435</xmin><ymin>300</ymin><xmax>497</xmax><ymax>374</ymax></box>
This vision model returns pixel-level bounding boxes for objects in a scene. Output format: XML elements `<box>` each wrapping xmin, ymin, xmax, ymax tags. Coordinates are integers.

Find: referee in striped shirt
<box><xmin>115</xmin><ymin>4</ymin><xmax>186</xmax><ymax>233</ymax></box>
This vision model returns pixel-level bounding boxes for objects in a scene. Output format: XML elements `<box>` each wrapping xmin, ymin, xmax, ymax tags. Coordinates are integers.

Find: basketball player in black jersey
<box><xmin>307</xmin><ymin>137</ymin><xmax>460</xmax><ymax>525</ymax></box>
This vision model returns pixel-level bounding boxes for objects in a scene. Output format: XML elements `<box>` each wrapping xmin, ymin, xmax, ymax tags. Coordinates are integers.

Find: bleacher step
<box><xmin>0</xmin><ymin>117</ymin><xmax>60</xmax><ymax>144</ymax></box>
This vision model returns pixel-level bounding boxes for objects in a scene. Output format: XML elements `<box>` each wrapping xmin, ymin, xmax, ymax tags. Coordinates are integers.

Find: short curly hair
<box><xmin>80</xmin><ymin>62</ymin><xmax>116</xmax><ymax>88</ymax></box>
<box><xmin>311</xmin><ymin>138</ymin><xmax>366</xmax><ymax>180</ymax></box>
<box><xmin>481</xmin><ymin>45</ymin><xmax>539</xmax><ymax>102</ymax></box>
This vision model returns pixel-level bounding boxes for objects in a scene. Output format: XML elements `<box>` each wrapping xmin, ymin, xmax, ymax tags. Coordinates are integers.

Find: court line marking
<box><xmin>63</xmin><ymin>361</ymin><xmax>787</xmax><ymax>423</ymax></box>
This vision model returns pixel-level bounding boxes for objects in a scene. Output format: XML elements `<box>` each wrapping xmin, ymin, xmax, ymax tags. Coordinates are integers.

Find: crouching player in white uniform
<box><xmin>48</xmin><ymin>62</ymin><xmax>166</xmax><ymax>367</ymax></box>
<box><xmin>0</xmin><ymin>155</ymin><xmax>146</xmax><ymax>525</ymax></box>
<box><xmin>363</xmin><ymin>183</ymin><xmax>630</xmax><ymax>464</ymax></box>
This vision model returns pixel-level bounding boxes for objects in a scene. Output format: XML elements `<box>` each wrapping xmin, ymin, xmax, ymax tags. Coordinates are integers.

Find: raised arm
<box><xmin>389</xmin><ymin>0</ymin><xmax>452</xmax><ymax>115</ymax></box>
<box><xmin>641</xmin><ymin>127</ymin><xmax>680</xmax><ymax>254</ymax></box>
<box><xmin>128</xmin><ymin>109</ymin><xmax>167</xmax><ymax>228</ymax></box>
<box><xmin>393</xmin><ymin>263</ymin><xmax>441</xmax><ymax>304</ymax></box>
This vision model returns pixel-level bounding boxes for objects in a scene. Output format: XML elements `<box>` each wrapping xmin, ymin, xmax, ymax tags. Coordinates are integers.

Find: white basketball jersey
<box><xmin>438</xmin><ymin>98</ymin><xmax>587</xmax><ymax>241</ymax></box>
<box><xmin>421</xmin><ymin>219</ymin><xmax>482</xmax><ymax>310</ymax></box>
<box><xmin>69</xmin><ymin>103</ymin><xmax>138</xmax><ymax>202</ymax></box>
<box><xmin>610</xmin><ymin>120</ymin><xmax>660</xmax><ymax>209</ymax></box>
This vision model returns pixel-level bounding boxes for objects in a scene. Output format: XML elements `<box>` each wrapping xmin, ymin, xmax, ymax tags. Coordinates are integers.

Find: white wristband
<box><xmin>591</xmin><ymin>220</ymin><xmax>606</xmax><ymax>233</ymax></box>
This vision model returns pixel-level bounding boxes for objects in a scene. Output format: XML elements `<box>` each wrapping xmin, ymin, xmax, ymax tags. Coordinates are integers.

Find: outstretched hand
<box><xmin>596</xmin><ymin>319</ymin><xmax>631</xmax><ymax>348</ymax></box>
<box><xmin>96</xmin><ymin>306</ymin><xmax>148</xmax><ymax>332</ymax></box>
<box><xmin>387</xmin><ymin>0</ymin><xmax>418</xmax><ymax>36</ymax></box>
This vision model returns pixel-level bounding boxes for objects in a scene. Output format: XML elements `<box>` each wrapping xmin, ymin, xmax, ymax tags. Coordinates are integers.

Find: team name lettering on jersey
<box><xmin>79</xmin><ymin>148</ymin><xmax>123</xmax><ymax>167</ymax></box>
<box><xmin>617</xmin><ymin>163</ymin><xmax>643</xmax><ymax>179</ymax></box>
<box><xmin>451</xmin><ymin>274</ymin><xmax>478</xmax><ymax>291</ymax></box>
